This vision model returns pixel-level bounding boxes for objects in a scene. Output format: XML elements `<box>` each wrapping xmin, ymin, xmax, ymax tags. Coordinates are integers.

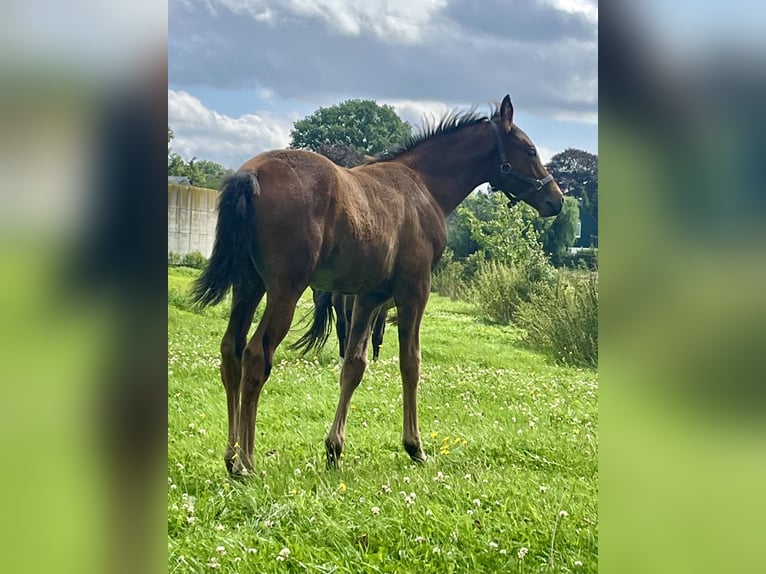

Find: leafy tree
<box><xmin>456</xmin><ymin>192</ymin><xmax>552</xmax><ymax>282</ymax></box>
<box><xmin>314</xmin><ymin>142</ymin><xmax>366</xmax><ymax>168</ymax></box>
<box><xmin>534</xmin><ymin>196</ymin><xmax>580</xmax><ymax>265</ymax></box>
<box><xmin>546</xmin><ymin>148</ymin><xmax>598</xmax><ymax>218</ymax></box>
<box><xmin>189</xmin><ymin>158</ymin><xmax>231</xmax><ymax>189</ymax></box>
<box><xmin>290</xmin><ymin>99</ymin><xmax>411</xmax><ymax>156</ymax></box>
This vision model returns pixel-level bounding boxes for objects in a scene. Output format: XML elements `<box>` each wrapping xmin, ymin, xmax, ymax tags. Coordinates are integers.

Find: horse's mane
<box><xmin>370</xmin><ymin>102</ymin><xmax>501</xmax><ymax>162</ymax></box>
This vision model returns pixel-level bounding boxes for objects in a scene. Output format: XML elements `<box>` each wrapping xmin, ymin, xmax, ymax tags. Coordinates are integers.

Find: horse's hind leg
<box><xmin>220</xmin><ymin>282</ymin><xmax>263</xmax><ymax>473</ymax></box>
<box><xmin>325</xmin><ymin>295</ymin><xmax>382</xmax><ymax>467</ymax></box>
<box><xmin>371</xmin><ymin>308</ymin><xmax>387</xmax><ymax>361</ymax></box>
<box><xmin>231</xmin><ymin>290</ymin><xmax>301</xmax><ymax>476</ymax></box>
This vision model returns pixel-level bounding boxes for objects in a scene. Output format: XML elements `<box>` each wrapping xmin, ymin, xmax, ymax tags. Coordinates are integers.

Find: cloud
<box><xmin>169</xmin><ymin>0</ymin><xmax>597</xmax><ymax>124</ymax></box>
<box><xmin>168</xmin><ymin>89</ymin><xmax>291</xmax><ymax>168</ymax></box>
<box><xmin>213</xmin><ymin>0</ymin><xmax>448</xmax><ymax>44</ymax></box>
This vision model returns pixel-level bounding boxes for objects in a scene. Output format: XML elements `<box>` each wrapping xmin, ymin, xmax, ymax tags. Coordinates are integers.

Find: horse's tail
<box><xmin>290</xmin><ymin>289</ymin><xmax>335</xmax><ymax>355</ymax></box>
<box><xmin>190</xmin><ymin>172</ymin><xmax>259</xmax><ymax>309</ymax></box>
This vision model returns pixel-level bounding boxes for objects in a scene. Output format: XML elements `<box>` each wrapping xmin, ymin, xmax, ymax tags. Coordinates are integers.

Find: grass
<box><xmin>168</xmin><ymin>267</ymin><xmax>598</xmax><ymax>573</ymax></box>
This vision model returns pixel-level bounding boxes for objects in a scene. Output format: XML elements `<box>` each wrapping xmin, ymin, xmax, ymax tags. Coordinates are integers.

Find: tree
<box><xmin>290</xmin><ymin>100</ymin><xmax>411</xmax><ymax>156</ymax></box>
<box><xmin>546</xmin><ymin>149</ymin><xmax>598</xmax><ymax>219</ymax></box>
<box><xmin>534</xmin><ymin>196</ymin><xmax>580</xmax><ymax>266</ymax></box>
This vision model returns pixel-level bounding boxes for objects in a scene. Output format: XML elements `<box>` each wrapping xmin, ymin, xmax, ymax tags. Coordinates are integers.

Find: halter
<box><xmin>488</xmin><ymin>119</ymin><xmax>554</xmax><ymax>207</ymax></box>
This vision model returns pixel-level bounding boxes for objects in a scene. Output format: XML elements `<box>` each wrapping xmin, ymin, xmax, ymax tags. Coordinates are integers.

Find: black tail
<box><xmin>190</xmin><ymin>173</ymin><xmax>259</xmax><ymax>309</ymax></box>
<box><xmin>290</xmin><ymin>289</ymin><xmax>335</xmax><ymax>355</ymax></box>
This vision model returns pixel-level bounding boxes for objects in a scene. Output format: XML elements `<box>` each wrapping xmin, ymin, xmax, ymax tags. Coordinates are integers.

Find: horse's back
<box><xmin>234</xmin><ymin>149</ymin><xmax>445</xmax><ymax>294</ymax></box>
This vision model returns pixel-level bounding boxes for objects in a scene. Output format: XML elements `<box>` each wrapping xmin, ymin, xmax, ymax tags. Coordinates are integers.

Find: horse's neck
<box><xmin>398</xmin><ymin>127</ymin><xmax>493</xmax><ymax>215</ymax></box>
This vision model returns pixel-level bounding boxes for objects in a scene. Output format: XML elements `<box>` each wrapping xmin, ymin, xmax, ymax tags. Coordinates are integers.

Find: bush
<box><xmin>516</xmin><ymin>271</ymin><xmax>598</xmax><ymax>367</ymax></box>
<box><xmin>561</xmin><ymin>248</ymin><xmax>598</xmax><ymax>271</ymax></box>
<box><xmin>169</xmin><ymin>251</ymin><xmax>208</xmax><ymax>269</ymax></box>
<box><xmin>182</xmin><ymin>250</ymin><xmax>207</xmax><ymax>269</ymax></box>
<box><xmin>168</xmin><ymin>252</ymin><xmax>183</xmax><ymax>266</ymax></box>
<box><xmin>471</xmin><ymin>260</ymin><xmax>543</xmax><ymax>324</ymax></box>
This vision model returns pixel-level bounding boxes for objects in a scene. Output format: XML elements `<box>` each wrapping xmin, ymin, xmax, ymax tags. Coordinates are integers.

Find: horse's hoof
<box><xmin>325</xmin><ymin>441</ymin><xmax>343</xmax><ymax>469</ymax></box>
<box><xmin>404</xmin><ymin>441</ymin><xmax>427</xmax><ymax>463</ymax></box>
<box><xmin>229</xmin><ymin>458</ymin><xmax>253</xmax><ymax>479</ymax></box>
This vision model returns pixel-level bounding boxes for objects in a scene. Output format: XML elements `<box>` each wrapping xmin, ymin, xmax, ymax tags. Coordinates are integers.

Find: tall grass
<box><xmin>516</xmin><ymin>272</ymin><xmax>598</xmax><ymax>367</ymax></box>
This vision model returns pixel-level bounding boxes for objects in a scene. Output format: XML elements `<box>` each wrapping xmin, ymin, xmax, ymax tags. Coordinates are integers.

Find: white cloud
<box><xmin>540</xmin><ymin>0</ymin><xmax>598</xmax><ymax>23</ymax></box>
<box><xmin>168</xmin><ymin>89</ymin><xmax>292</xmax><ymax>169</ymax></box>
<box><xmin>218</xmin><ymin>0</ymin><xmax>448</xmax><ymax>44</ymax></box>
<box><xmin>381</xmin><ymin>99</ymin><xmax>454</xmax><ymax>130</ymax></box>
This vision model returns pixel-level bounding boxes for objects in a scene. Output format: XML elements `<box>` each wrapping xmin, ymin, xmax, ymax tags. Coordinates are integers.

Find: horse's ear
<box><xmin>500</xmin><ymin>94</ymin><xmax>514</xmax><ymax>132</ymax></box>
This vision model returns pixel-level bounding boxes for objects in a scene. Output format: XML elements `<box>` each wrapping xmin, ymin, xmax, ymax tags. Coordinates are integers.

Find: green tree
<box><xmin>457</xmin><ymin>192</ymin><xmax>552</xmax><ymax>282</ymax></box>
<box><xmin>546</xmin><ymin>148</ymin><xmax>598</xmax><ymax>219</ymax></box>
<box><xmin>290</xmin><ymin>99</ymin><xmax>411</xmax><ymax>156</ymax></box>
<box><xmin>534</xmin><ymin>196</ymin><xmax>580</xmax><ymax>265</ymax></box>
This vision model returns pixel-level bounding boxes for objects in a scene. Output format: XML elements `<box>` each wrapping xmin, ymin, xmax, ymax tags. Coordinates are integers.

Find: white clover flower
<box><xmin>432</xmin><ymin>546</ymin><xmax>441</xmax><ymax>554</ymax></box>
<box><xmin>467</xmin><ymin>509</ymin><xmax>474</xmax><ymax>515</ymax></box>
<box><xmin>518</xmin><ymin>547</ymin><xmax>529</xmax><ymax>560</ymax></box>
<box><xmin>464</xmin><ymin>473</ymin><xmax>472</xmax><ymax>481</ymax></box>
<box><xmin>294</xmin><ymin>468</ymin><xmax>302</xmax><ymax>477</ymax></box>
<box><xmin>473</xmin><ymin>498</ymin><xmax>481</xmax><ymax>507</ymax></box>
<box><xmin>276</xmin><ymin>547</ymin><xmax>290</xmax><ymax>561</ymax></box>
<box><xmin>403</xmin><ymin>476</ymin><xmax>411</xmax><ymax>483</ymax></box>
<box><xmin>559</xmin><ymin>510</ymin><xmax>569</xmax><ymax>518</ymax></box>
<box><xmin>247</xmin><ymin>548</ymin><xmax>257</xmax><ymax>554</ymax></box>
<box><xmin>371</xmin><ymin>506</ymin><xmax>381</xmax><ymax>516</ymax></box>
<box><xmin>489</xmin><ymin>541</ymin><xmax>498</xmax><ymax>550</ymax></box>
<box><xmin>414</xmin><ymin>536</ymin><xmax>426</xmax><ymax>543</ymax></box>
<box><xmin>216</xmin><ymin>546</ymin><xmax>226</xmax><ymax>555</ymax></box>
<box><xmin>215</xmin><ymin>524</ymin><xmax>225</xmax><ymax>531</ymax></box>
<box><xmin>574</xmin><ymin>560</ymin><xmax>583</xmax><ymax>567</ymax></box>
<box><xmin>207</xmin><ymin>557</ymin><xmax>220</xmax><ymax>569</ymax></box>
<box><xmin>425</xmin><ymin>509</ymin><xmax>434</xmax><ymax>517</ymax></box>
<box><xmin>499</xmin><ymin>549</ymin><xmax>507</xmax><ymax>555</ymax></box>
<box><xmin>539</xmin><ymin>485</ymin><xmax>548</xmax><ymax>493</ymax></box>
<box><xmin>381</xmin><ymin>484</ymin><xmax>392</xmax><ymax>493</ymax></box>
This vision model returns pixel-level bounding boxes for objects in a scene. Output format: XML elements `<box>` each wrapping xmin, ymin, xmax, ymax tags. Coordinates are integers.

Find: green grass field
<box><xmin>168</xmin><ymin>267</ymin><xmax>597</xmax><ymax>573</ymax></box>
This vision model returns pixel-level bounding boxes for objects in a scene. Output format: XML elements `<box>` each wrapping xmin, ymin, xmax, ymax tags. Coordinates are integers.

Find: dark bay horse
<box><xmin>331</xmin><ymin>292</ymin><xmax>390</xmax><ymax>361</ymax></box>
<box><xmin>191</xmin><ymin>95</ymin><xmax>563</xmax><ymax>476</ymax></box>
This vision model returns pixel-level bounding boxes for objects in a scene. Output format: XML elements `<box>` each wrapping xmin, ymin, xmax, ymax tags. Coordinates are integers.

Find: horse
<box><xmin>331</xmin><ymin>292</ymin><xmax>390</xmax><ymax>361</ymax></box>
<box><xmin>307</xmin><ymin>290</ymin><xmax>389</xmax><ymax>361</ymax></box>
<box><xmin>191</xmin><ymin>95</ymin><xmax>564</xmax><ymax>476</ymax></box>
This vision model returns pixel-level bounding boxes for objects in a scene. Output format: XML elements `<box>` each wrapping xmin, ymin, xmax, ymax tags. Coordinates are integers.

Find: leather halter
<box><xmin>488</xmin><ymin>119</ymin><xmax>554</xmax><ymax>207</ymax></box>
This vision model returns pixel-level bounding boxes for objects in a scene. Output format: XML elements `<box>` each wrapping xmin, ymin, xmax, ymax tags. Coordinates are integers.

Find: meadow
<box><xmin>168</xmin><ymin>266</ymin><xmax>597</xmax><ymax>573</ymax></box>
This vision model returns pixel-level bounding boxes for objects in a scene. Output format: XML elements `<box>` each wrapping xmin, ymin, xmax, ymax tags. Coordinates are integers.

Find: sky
<box><xmin>168</xmin><ymin>0</ymin><xmax>598</xmax><ymax>169</ymax></box>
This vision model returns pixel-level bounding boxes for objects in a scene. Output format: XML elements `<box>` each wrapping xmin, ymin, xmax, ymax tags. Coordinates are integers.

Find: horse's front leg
<box><xmin>396</xmin><ymin>298</ymin><xmax>427</xmax><ymax>463</ymax></box>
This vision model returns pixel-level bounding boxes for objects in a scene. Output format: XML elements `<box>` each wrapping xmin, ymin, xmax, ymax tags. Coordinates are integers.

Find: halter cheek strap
<box><xmin>488</xmin><ymin>119</ymin><xmax>554</xmax><ymax>206</ymax></box>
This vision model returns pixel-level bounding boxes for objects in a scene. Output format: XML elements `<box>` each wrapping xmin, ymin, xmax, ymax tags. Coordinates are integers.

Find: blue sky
<box><xmin>169</xmin><ymin>0</ymin><xmax>598</xmax><ymax>169</ymax></box>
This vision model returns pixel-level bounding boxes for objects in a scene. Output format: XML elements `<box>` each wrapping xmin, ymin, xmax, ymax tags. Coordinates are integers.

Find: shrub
<box><xmin>432</xmin><ymin>260</ymin><xmax>468</xmax><ymax>300</ymax></box>
<box><xmin>182</xmin><ymin>251</ymin><xmax>207</xmax><ymax>269</ymax></box>
<box><xmin>516</xmin><ymin>271</ymin><xmax>598</xmax><ymax>367</ymax></box>
<box><xmin>561</xmin><ymin>248</ymin><xmax>598</xmax><ymax>271</ymax></box>
<box><xmin>168</xmin><ymin>252</ymin><xmax>183</xmax><ymax>266</ymax></box>
<box><xmin>471</xmin><ymin>261</ymin><xmax>543</xmax><ymax>324</ymax></box>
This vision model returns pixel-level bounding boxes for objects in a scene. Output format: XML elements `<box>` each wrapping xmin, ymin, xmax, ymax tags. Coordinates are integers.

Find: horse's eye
<box><xmin>527</xmin><ymin>148</ymin><xmax>537</xmax><ymax>157</ymax></box>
